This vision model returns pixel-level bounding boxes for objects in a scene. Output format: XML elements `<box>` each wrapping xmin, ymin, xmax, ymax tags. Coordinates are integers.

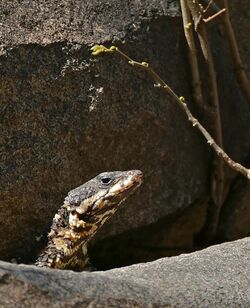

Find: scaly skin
<box><xmin>35</xmin><ymin>170</ymin><xmax>143</xmax><ymax>270</ymax></box>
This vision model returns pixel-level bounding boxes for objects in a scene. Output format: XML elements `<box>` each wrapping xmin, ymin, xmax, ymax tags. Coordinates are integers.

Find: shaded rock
<box><xmin>0</xmin><ymin>238</ymin><xmax>249</xmax><ymax>307</ymax></box>
<box><xmin>89</xmin><ymin>198</ymin><xmax>208</xmax><ymax>269</ymax></box>
<box><xmin>217</xmin><ymin>176</ymin><xmax>250</xmax><ymax>241</ymax></box>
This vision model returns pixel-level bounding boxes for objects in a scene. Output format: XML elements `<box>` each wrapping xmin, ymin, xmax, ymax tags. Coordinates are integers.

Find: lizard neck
<box><xmin>35</xmin><ymin>205</ymin><xmax>93</xmax><ymax>270</ymax></box>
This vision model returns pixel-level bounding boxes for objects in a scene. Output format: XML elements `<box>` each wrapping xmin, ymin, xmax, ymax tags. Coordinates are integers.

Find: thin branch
<box><xmin>186</xmin><ymin>0</ymin><xmax>227</xmax><ymax>242</ymax></box>
<box><xmin>203</xmin><ymin>0</ymin><xmax>217</xmax><ymax>14</ymax></box>
<box><xmin>203</xmin><ymin>8</ymin><xmax>226</xmax><ymax>23</ymax></box>
<box><xmin>185</xmin><ymin>0</ymin><xmax>203</xmax><ymax>31</ymax></box>
<box><xmin>180</xmin><ymin>0</ymin><xmax>203</xmax><ymax>106</ymax></box>
<box><xmin>219</xmin><ymin>0</ymin><xmax>250</xmax><ymax>104</ymax></box>
<box><xmin>90</xmin><ymin>45</ymin><xmax>250</xmax><ymax>181</ymax></box>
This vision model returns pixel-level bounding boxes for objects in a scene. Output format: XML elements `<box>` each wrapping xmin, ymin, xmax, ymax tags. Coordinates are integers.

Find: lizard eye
<box><xmin>100</xmin><ymin>177</ymin><xmax>112</xmax><ymax>185</ymax></box>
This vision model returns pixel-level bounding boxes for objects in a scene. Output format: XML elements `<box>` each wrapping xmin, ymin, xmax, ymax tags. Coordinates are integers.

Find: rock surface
<box><xmin>0</xmin><ymin>0</ymin><xmax>250</xmax><ymax>265</ymax></box>
<box><xmin>0</xmin><ymin>237</ymin><xmax>249</xmax><ymax>307</ymax></box>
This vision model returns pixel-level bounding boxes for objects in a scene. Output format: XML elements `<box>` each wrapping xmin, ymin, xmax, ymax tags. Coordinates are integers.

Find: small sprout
<box><xmin>91</xmin><ymin>45</ymin><xmax>118</xmax><ymax>56</ymax></box>
<box><xmin>141</xmin><ymin>61</ymin><xmax>149</xmax><ymax>67</ymax></box>
<box><xmin>154</xmin><ymin>83</ymin><xmax>161</xmax><ymax>88</ymax></box>
<box><xmin>110</xmin><ymin>46</ymin><xmax>118</xmax><ymax>51</ymax></box>
<box><xmin>179</xmin><ymin>96</ymin><xmax>185</xmax><ymax>103</ymax></box>
<box><xmin>192</xmin><ymin>120</ymin><xmax>198</xmax><ymax>127</ymax></box>
<box><xmin>91</xmin><ymin>45</ymin><xmax>108</xmax><ymax>55</ymax></box>
<box><xmin>185</xmin><ymin>22</ymin><xmax>193</xmax><ymax>29</ymax></box>
<box><xmin>128</xmin><ymin>60</ymin><xmax>135</xmax><ymax>66</ymax></box>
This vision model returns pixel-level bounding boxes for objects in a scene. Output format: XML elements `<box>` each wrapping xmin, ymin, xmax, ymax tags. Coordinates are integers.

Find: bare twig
<box><xmin>90</xmin><ymin>45</ymin><xmax>250</xmax><ymax>182</ymax></box>
<box><xmin>203</xmin><ymin>8</ymin><xmax>226</xmax><ymax>23</ymax></box>
<box><xmin>219</xmin><ymin>0</ymin><xmax>250</xmax><ymax>104</ymax></box>
<box><xmin>202</xmin><ymin>0</ymin><xmax>221</xmax><ymax>13</ymax></box>
<box><xmin>203</xmin><ymin>0</ymin><xmax>216</xmax><ymax>14</ymax></box>
<box><xmin>198</xmin><ymin>26</ymin><xmax>224</xmax><ymax>240</ymax></box>
<box><xmin>186</xmin><ymin>0</ymin><xmax>225</xmax><ymax>241</ymax></box>
<box><xmin>180</xmin><ymin>0</ymin><xmax>203</xmax><ymax>106</ymax></box>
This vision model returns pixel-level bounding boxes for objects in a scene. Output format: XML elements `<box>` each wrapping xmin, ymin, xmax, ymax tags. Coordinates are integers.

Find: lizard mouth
<box><xmin>105</xmin><ymin>169</ymin><xmax>143</xmax><ymax>198</ymax></box>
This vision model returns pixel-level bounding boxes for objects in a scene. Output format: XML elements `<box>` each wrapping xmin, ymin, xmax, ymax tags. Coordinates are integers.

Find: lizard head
<box><xmin>37</xmin><ymin>170</ymin><xmax>143</xmax><ymax>269</ymax></box>
<box><xmin>64</xmin><ymin>170</ymin><xmax>143</xmax><ymax>232</ymax></box>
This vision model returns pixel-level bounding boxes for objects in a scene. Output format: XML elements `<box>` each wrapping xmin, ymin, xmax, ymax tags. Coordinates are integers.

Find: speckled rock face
<box><xmin>0</xmin><ymin>238</ymin><xmax>249</xmax><ymax>307</ymax></box>
<box><xmin>0</xmin><ymin>0</ymin><xmax>250</xmax><ymax>264</ymax></box>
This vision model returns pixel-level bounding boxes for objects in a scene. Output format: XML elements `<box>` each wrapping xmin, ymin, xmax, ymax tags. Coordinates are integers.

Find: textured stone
<box><xmin>0</xmin><ymin>238</ymin><xmax>249</xmax><ymax>307</ymax></box>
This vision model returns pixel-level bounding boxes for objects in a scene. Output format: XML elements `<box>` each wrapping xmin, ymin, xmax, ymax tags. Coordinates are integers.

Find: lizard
<box><xmin>35</xmin><ymin>170</ymin><xmax>143</xmax><ymax>270</ymax></box>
